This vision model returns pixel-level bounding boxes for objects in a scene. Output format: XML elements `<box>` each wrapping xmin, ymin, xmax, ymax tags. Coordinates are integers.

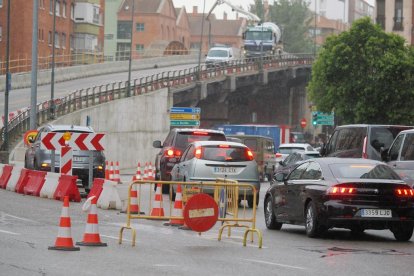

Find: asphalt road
<box><xmin>1</xmin><ymin>178</ymin><xmax>413</xmax><ymax>276</ymax></box>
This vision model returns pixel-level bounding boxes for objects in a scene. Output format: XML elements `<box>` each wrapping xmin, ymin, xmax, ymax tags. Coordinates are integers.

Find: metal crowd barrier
<box><xmin>119</xmin><ymin>179</ymin><xmax>263</xmax><ymax>248</ymax></box>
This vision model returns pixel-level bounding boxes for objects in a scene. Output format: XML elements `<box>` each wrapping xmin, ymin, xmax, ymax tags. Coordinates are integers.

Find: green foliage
<box><xmin>269</xmin><ymin>0</ymin><xmax>314</xmax><ymax>53</ymax></box>
<box><xmin>308</xmin><ymin>17</ymin><xmax>414</xmax><ymax>125</ymax></box>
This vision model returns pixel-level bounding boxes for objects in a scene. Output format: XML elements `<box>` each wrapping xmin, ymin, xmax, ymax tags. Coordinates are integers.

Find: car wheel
<box><xmin>264</xmin><ymin>195</ymin><xmax>282</xmax><ymax>230</ymax></box>
<box><xmin>305</xmin><ymin>201</ymin><xmax>326</xmax><ymax>238</ymax></box>
<box><xmin>391</xmin><ymin>224</ymin><xmax>414</xmax><ymax>241</ymax></box>
<box><xmin>247</xmin><ymin>194</ymin><xmax>259</xmax><ymax>208</ymax></box>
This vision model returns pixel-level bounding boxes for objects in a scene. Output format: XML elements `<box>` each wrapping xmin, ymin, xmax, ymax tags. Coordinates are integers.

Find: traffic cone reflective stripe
<box><xmin>129</xmin><ymin>184</ymin><xmax>140</xmax><ymax>214</ymax></box>
<box><xmin>114</xmin><ymin>161</ymin><xmax>121</xmax><ymax>183</ymax></box>
<box><xmin>109</xmin><ymin>161</ymin><xmax>114</xmax><ymax>181</ymax></box>
<box><xmin>150</xmin><ymin>184</ymin><xmax>165</xmax><ymax>216</ymax></box>
<box><xmin>76</xmin><ymin>196</ymin><xmax>107</xmax><ymax>246</ymax></box>
<box><xmin>170</xmin><ymin>184</ymin><xmax>184</xmax><ymax>226</ymax></box>
<box><xmin>49</xmin><ymin>196</ymin><xmax>80</xmax><ymax>251</ymax></box>
<box><xmin>143</xmin><ymin>162</ymin><xmax>148</xmax><ymax>181</ymax></box>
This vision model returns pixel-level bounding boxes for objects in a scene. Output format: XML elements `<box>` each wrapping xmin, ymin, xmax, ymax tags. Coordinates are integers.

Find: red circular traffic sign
<box><xmin>183</xmin><ymin>193</ymin><xmax>218</xmax><ymax>232</ymax></box>
<box><xmin>300</xmin><ymin>118</ymin><xmax>307</xmax><ymax>128</ymax></box>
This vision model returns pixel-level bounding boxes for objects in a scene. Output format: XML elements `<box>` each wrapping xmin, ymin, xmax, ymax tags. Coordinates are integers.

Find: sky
<box><xmin>172</xmin><ymin>0</ymin><xmax>376</xmax><ymax>21</ymax></box>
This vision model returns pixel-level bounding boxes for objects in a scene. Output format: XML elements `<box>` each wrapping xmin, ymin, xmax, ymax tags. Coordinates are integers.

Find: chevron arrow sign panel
<box><xmin>41</xmin><ymin>132</ymin><xmax>105</xmax><ymax>151</ymax></box>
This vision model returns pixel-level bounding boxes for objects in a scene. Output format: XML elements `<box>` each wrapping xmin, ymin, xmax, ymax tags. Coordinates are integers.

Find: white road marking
<box><xmin>0</xmin><ymin>229</ymin><xmax>21</xmax><ymax>235</ymax></box>
<box><xmin>0</xmin><ymin>212</ymin><xmax>38</xmax><ymax>223</ymax></box>
<box><xmin>242</xmin><ymin>259</ymin><xmax>307</xmax><ymax>270</ymax></box>
<box><xmin>100</xmin><ymin>234</ymin><xmax>132</xmax><ymax>242</ymax></box>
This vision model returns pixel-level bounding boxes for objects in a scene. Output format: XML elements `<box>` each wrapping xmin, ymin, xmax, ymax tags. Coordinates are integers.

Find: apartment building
<box><xmin>375</xmin><ymin>0</ymin><xmax>413</xmax><ymax>45</ymax></box>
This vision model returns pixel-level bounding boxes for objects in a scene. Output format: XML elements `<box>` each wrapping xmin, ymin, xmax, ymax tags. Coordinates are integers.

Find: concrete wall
<box><xmin>10</xmin><ymin>88</ymin><xmax>171</xmax><ymax>170</ymax></box>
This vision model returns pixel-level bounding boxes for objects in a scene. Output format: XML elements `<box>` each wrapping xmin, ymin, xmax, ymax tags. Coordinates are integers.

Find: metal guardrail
<box><xmin>0</xmin><ymin>53</ymin><xmax>314</xmax><ymax>154</ymax></box>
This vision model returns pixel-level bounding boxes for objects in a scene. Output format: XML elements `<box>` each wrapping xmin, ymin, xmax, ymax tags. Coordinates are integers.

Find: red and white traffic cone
<box><xmin>168</xmin><ymin>184</ymin><xmax>184</xmax><ymax>226</ymax></box>
<box><xmin>143</xmin><ymin>162</ymin><xmax>148</xmax><ymax>181</ymax></box>
<box><xmin>150</xmin><ymin>184</ymin><xmax>165</xmax><ymax>216</ymax></box>
<box><xmin>147</xmin><ymin>163</ymin><xmax>153</xmax><ymax>181</ymax></box>
<box><xmin>105</xmin><ymin>160</ymin><xmax>109</xmax><ymax>180</ymax></box>
<box><xmin>113</xmin><ymin>161</ymin><xmax>121</xmax><ymax>183</ymax></box>
<box><xmin>132</xmin><ymin>162</ymin><xmax>142</xmax><ymax>181</ymax></box>
<box><xmin>48</xmin><ymin>196</ymin><xmax>80</xmax><ymax>251</ymax></box>
<box><xmin>109</xmin><ymin>161</ymin><xmax>114</xmax><ymax>181</ymax></box>
<box><xmin>76</xmin><ymin>196</ymin><xmax>107</xmax><ymax>247</ymax></box>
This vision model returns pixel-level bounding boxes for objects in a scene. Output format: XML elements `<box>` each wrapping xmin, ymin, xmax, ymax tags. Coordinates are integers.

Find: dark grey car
<box><xmin>24</xmin><ymin>124</ymin><xmax>105</xmax><ymax>189</ymax></box>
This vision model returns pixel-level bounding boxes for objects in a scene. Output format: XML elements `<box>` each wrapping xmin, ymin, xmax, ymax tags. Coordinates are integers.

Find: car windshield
<box><xmin>201</xmin><ymin>145</ymin><xmax>250</xmax><ymax>162</ymax></box>
<box><xmin>278</xmin><ymin>147</ymin><xmax>305</xmax><ymax>154</ymax></box>
<box><xmin>175</xmin><ymin>132</ymin><xmax>226</xmax><ymax>150</ymax></box>
<box><xmin>207</xmin><ymin>50</ymin><xmax>228</xmax><ymax>57</ymax></box>
<box><xmin>329</xmin><ymin>163</ymin><xmax>401</xmax><ymax>180</ymax></box>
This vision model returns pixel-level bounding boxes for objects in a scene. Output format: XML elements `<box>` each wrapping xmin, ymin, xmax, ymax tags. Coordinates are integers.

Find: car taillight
<box><xmin>195</xmin><ymin>147</ymin><xmax>202</xmax><ymax>159</ymax></box>
<box><xmin>362</xmin><ymin>136</ymin><xmax>368</xmax><ymax>159</ymax></box>
<box><xmin>192</xmin><ymin>131</ymin><xmax>208</xmax><ymax>135</ymax></box>
<box><xmin>246</xmin><ymin>149</ymin><xmax>254</xmax><ymax>161</ymax></box>
<box><xmin>165</xmin><ymin>148</ymin><xmax>181</xmax><ymax>158</ymax></box>
<box><xmin>275</xmin><ymin>153</ymin><xmax>282</xmax><ymax>158</ymax></box>
<box><xmin>327</xmin><ymin>184</ymin><xmax>356</xmax><ymax>196</ymax></box>
<box><xmin>218</xmin><ymin>144</ymin><xmax>230</xmax><ymax>148</ymax></box>
<box><xmin>395</xmin><ymin>187</ymin><xmax>414</xmax><ymax>198</ymax></box>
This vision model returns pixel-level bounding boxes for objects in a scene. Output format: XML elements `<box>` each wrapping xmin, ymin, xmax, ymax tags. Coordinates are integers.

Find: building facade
<box><xmin>375</xmin><ymin>0</ymin><xmax>413</xmax><ymax>45</ymax></box>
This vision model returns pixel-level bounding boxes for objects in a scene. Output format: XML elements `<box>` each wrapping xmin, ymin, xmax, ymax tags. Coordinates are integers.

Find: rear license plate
<box><xmin>73</xmin><ymin>156</ymin><xmax>87</xmax><ymax>162</ymax></box>
<box><xmin>361</xmin><ymin>209</ymin><xmax>392</xmax><ymax>218</ymax></box>
<box><xmin>213</xmin><ymin>167</ymin><xmax>237</xmax><ymax>174</ymax></box>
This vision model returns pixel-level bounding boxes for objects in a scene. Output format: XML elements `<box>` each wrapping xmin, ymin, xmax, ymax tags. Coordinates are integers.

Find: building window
<box><xmin>0</xmin><ymin>26</ymin><xmax>2</xmax><ymax>42</ymax></box>
<box><xmin>55</xmin><ymin>0</ymin><xmax>60</xmax><ymax>16</ymax></box>
<box><xmin>62</xmin><ymin>33</ymin><xmax>66</xmax><ymax>48</ymax></box>
<box><xmin>70</xmin><ymin>34</ymin><xmax>74</xmax><ymax>49</ymax></box>
<box><xmin>74</xmin><ymin>33</ymin><xmax>98</xmax><ymax>51</ymax></box>
<box><xmin>117</xmin><ymin>21</ymin><xmax>132</xmax><ymax>39</ymax></box>
<box><xmin>39</xmin><ymin>0</ymin><xmax>44</xmax><ymax>9</ymax></box>
<box><xmin>393</xmin><ymin>0</ymin><xmax>403</xmax><ymax>31</ymax></box>
<box><xmin>62</xmin><ymin>1</ymin><xmax>66</xmax><ymax>17</ymax></box>
<box><xmin>0</xmin><ymin>0</ymin><xmax>3</xmax><ymax>7</ymax></box>
<box><xmin>93</xmin><ymin>6</ymin><xmax>100</xmax><ymax>24</ymax></box>
<box><xmin>71</xmin><ymin>4</ymin><xmax>75</xmax><ymax>20</ymax></box>
<box><xmin>49</xmin><ymin>0</ymin><xmax>53</xmax><ymax>13</ymax></box>
<box><xmin>376</xmin><ymin>0</ymin><xmax>385</xmax><ymax>29</ymax></box>
<box><xmin>48</xmin><ymin>31</ymin><xmax>52</xmax><ymax>45</ymax></box>
<box><xmin>135</xmin><ymin>44</ymin><xmax>144</xmax><ymax>51</ymax></box>
<box><xmin>55</xmin><ymin>32</ymin><xmax>59</xmax><ymax>48</ymax></box>
<box><xmin>135</xmin><ymin>23</ymin><xmax>144</xmax><ymax>32</ymax></box>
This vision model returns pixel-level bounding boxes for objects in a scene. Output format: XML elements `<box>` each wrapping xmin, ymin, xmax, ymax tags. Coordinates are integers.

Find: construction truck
<box><xmin>242</xmin><ymin>22</ymin><xmax>283</xmax><ymax>59</ymax></box>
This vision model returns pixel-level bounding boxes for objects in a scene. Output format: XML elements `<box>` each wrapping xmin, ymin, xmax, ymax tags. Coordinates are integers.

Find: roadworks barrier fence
<box><xmin>119</xmin><ymin>179</ymin><xmax>263</xmax><ymax>249</ymax></box>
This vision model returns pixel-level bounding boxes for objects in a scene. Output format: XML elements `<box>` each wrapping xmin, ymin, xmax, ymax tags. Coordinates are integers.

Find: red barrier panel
<box><xmin>0</xmin><ymin>165</ymin><xmax>13</xmax><ymax>189</ymax></box>
<box><xmin>54</xmin><ymin>174</ymin><xmax>81</xmax><ymax>202</ymax></box>
<box><xmin>87</xmin><ymin>178</ymin><xmax>105</xmax><ymax>200</ymax></box>
<box><xmin>24</xmin><ymin>170</ymin><xmax>47</xmax><ymax>196</ymax></box>
<box><xmin>15</xmin><ymin>168</ymin><xmax>31</xmax><ymax>194</ymax></box>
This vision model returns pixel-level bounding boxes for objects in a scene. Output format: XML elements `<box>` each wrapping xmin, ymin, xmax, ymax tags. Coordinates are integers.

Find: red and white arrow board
<box><xmin>41</xmin><ymin>132</ymin><xmax>105</xmax><ymax>151</ymax></box>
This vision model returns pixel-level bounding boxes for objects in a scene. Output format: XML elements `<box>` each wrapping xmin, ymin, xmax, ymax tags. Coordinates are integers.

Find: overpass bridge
<box><xmin>0</xmin><ymin>54</ymin><xmax>313</xmax><ymax>167</ymax></box>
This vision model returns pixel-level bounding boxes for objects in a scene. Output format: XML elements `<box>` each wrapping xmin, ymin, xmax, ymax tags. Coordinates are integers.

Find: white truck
<box><xmin>242</xmin><ymin>22</ymin><xmax>283</xmax><ymax>58</ymax></box>
<box><xmin>205</xmin><ymin>46</ymin><xmax>240</xmax><ymax>68</ymax></box>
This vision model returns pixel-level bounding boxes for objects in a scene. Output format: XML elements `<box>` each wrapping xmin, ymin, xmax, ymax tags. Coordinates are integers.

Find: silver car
<box><xmin>170</xmin><ymin>140</ymin><xmax>260</xmax><ymax>207</ymax></box>
<box><xmin>24</xmin><ymin>124</ymin><xmax>105</xmax><ymax>190</ymax></box>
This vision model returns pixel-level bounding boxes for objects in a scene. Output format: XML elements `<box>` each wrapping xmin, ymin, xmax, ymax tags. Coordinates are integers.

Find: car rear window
<box><xmin>201</xmin><ymin>145</ymin><xmax>251</xmax><ymax>162</ymax></box>
<box><xmin>304</xmin><ymin>153</ymin><xmax>320</xmax><ymax>159</ymax></box>
<box><xmin>329</xmin><ymin>163</ymin><xmax>401</xmax><ymax>179</ymax></box>
<box><xmin>370</xmin><ymin>126</ymin><xmax>411</xmax><ymax>153</ymax></box>
<box><xmin>175</xmin><ymin>132</ymin><xmax>226</xmax><ymax>150</ymax></box>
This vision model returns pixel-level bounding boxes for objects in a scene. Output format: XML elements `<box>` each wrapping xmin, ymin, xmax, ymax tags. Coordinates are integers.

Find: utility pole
<box><xmin>196</xmin><ymin>0</ymin><xmax>207</xmax><ymax>81</ymax></box>
<box><xmin>50</xmin><ymin>0</ymin><xmax>57</xmax><ymax>119</ymax></box>
<box><xmin>30</xmin><ymin>0</ymin><xmax>39</xmax><ymax>130</ymax></box>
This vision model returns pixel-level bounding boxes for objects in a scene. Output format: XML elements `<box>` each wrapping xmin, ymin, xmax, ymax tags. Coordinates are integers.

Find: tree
<box><xmin>308</xmin><ymin>17</ymin><xmax>414</xmax><ymax>125</ymax></box>
<box><xmin>268</xmin><ymin>0</ymin><xmax>314</xmax><ymax>53</ymax></box>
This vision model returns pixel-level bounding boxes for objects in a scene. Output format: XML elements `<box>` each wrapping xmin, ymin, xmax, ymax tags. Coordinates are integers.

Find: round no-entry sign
<box><xmin>183</xmin><ymin>193</ymin><xmax>218</xmax><ymax>232</ymax></box>
<box><xmin>300</xmin><ymin>118</ymin><xmax>307</xmax><ymax>128</ymax></box>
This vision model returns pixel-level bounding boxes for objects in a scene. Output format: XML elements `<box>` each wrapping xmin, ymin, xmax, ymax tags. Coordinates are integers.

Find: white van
<box><xmin>205</xmin><ymin>47</ymin><xmax>240</xmax><ymax>68</ymax></box>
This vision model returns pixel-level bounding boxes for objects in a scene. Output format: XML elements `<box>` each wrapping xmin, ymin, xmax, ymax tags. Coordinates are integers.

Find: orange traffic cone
<box><xmin>48</xmin><ymin>196</ymin><xmax>80</xmax><ymax>251</ymax></box>
<box><xmin>105</xmin><ymin>160</ymin><xmax>109</xmax><ymax>180</ymax></box>
<box><xmin>168</xmin><ymin>184</ymin><xmax>184</xmax><ymax>226</ymax></box>
<box><xmin>113</xmin><ymin>161</ymin><xmax>121</xmax><ymax>183</ymax></box>
<box><xmin>150</xmin><ymin>184</ymin><xmax>165</xmax><ymax>216</ymax></box>
<box><xmin>148</xmin><ymin>162</ymin><xmax>155</xmax><ymax>180</ymax></box>
<box><xmin>143</xmin><ymin>162</ymin><xmax>148</xmax><ymax>181</ymax></box>
<box><xmin>132</xmin><ymin>162</ymin><xmax>142</xmax><ymax>181</ymax></box>
<box><xmin>76</xmin><ymin>196</ymin><xmax>107</xmax><ymax>247</ymax></box>
<box><xmin>109</xmin><ymin>161</ymin><xmax>114</xmax><ymax>181</ymax></box>
<box><xmin>129</xmin><ymin>184</ymin><xmax>143</xmax><ymax>214</ymax></box>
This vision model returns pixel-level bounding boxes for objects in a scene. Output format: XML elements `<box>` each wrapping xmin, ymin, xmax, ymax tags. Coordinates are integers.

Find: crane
<box><xmin>206</xmin><ymin>0</ymin><xmax>261</xmax><ymax>23</ymax></box>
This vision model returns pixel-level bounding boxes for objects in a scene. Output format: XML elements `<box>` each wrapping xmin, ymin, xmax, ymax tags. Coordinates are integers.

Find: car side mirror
<box><xmin>153</xmin><ymin>140</ymin><xmax>162</xmax><ymax>148</ymax></box>
<box><xmin>380</xmin><ymin>147</ymin><xmax>389</xmax><ymax>162</ymax></box>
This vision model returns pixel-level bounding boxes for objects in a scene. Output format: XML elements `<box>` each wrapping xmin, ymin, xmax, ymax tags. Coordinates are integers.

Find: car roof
<box><xmin>45</xmin><ymin>124</ymin><xmax>94</xmax><ymax>132</ymax></box>
<box><xmin>310</xmin><ymin>157</ymin><xmax>384</xmax><ymax>166</ymax></box>
<box><xmin>336</xmin><ymin>124</ymin><xmax>412</xmax><ymax>129</ymax></box>
<box><xmin>173</xmin><ymin>128</ymin><xmax>225</xmax><ymax>134</ymax></box>
<box><xmin>191</xmin><ymin>140</ymin><xmax>247</xmax><ymax>148</ymax></box>
<box><xmin>398</xmin><ymin>129</ymin><xmax>414</xmax><ymax>134</ymax></box>
<box><xmin>279</xmin><ymin>143</ymin><xmax>312</xmax><ymax>148</ymax></box>
<box><xmin>227</xmin><ymin>134</ymin><xmax>273</xmax><ymax>140</ymax></box>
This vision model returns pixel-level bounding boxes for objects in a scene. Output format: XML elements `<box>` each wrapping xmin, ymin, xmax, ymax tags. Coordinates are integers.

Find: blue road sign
<box><xmin>170</xmin><ymin>107</ymin><xmax>201</xmax><ymax>114</ymax></box>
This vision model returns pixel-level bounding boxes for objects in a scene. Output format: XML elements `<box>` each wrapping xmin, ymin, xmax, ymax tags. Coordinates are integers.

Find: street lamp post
<box><xmin>2</xmin><ymin>0</ymin><xmax>11</xmax><ymax>161</ymax></box>
<box><xmin>196</xmin><ymin>0</ymin><xmax>207</xmax><ymax>81</ymax></box>
<box><xmin>49</xmin><ymin>0</ymin><xmax>57</xmax><ymax>119</ymax></box>
<box><xmin>127</xmin><ymin>0</ymin><xmax>135</xmax><ymax>97</ymax></box>
<box><xmin>30</xmin><ymin>0</ymin><xmax>39</xmax><ymax>130</ymax></box>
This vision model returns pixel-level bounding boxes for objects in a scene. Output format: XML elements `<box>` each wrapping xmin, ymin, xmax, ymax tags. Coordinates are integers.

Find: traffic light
<box><xmin>312</xmin><ymin>112</ymin><xmax>318</xmax><ymax>125</ymax></box>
